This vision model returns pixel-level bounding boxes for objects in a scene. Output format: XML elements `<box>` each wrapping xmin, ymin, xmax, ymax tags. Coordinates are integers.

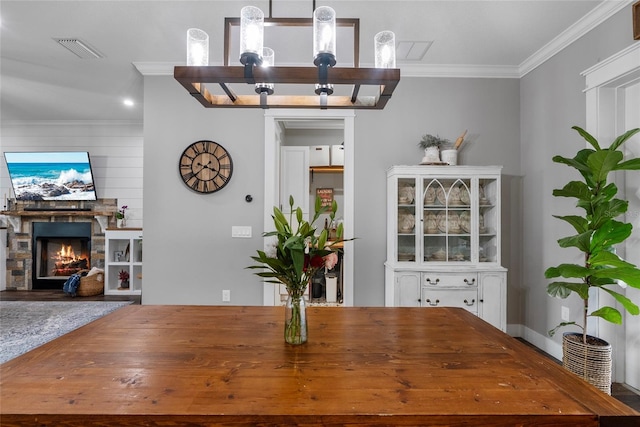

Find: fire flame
<box><xmin>57</xmin><ymin>244</ymin><xmax>76</xmax><ymax>260</ymax></box>
<box><xmin>51</xmin><ymin>244</ymin><xmax>89</xmax><ymax>276</ymax></box>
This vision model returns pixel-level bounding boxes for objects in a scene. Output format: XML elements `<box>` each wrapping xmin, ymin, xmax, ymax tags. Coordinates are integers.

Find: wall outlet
<box><xmin>561</xmin><ymin>306</ymin><xmax>570</xmax><ymax>321</ymax></box>
<box><xmin>222</xmin><ymin>289</ymin><xmax>231</xmax><ymax>302</ymax></box>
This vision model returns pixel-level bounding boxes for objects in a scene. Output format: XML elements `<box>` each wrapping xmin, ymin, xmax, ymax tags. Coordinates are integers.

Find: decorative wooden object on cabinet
<box><xmin>104</xmin><ymin>229</ymin><xmax>143</xmax><ymax>295</ymax></box>
<box><xmin>385</xmin><ymin>165</ymin><xmax>507</xmax><ymax>331</ymax></box>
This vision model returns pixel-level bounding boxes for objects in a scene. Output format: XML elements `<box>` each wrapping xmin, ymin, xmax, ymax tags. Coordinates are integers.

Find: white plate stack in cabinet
<box><xmin>105</xmin><ymin>229</ymin><xmax>143</xmax><ymax>295</ymax></box>
<box><xmin>384</xmin><ymin>165</ymin><xmax>507</xmax><ymax>331</ymax></box>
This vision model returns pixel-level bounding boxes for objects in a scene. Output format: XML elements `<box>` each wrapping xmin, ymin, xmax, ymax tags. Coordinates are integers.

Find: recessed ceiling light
<box><xmin>123</xmin><ymin>99</ymin><xmax>135</xmax><ymax>107</ymax></box>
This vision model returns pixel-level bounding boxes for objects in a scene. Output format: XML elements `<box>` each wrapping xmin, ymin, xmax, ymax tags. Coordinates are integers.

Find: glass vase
<box><xmin>285</xmin><ymin>293</ymin><xmax>307</xmax><ymax>345</ymax></box>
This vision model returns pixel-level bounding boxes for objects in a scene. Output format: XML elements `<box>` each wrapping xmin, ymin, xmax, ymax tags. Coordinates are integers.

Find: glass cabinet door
<box><xmin>397</xmin><ymin>177</ymin><xmax>417</xmax><ymax>262</ymax></box>
<box><xmin>478</xmin><ymin>177</ymin><xmax>498</xmax><ymax>263</ymax></box>
<box><xmin>423</xmin><ymin>178</ymin><xmax>471</xmax><ymax>263</ymax></box>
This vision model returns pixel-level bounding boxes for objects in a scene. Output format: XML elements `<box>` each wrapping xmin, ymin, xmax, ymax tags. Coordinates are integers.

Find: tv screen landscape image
<box><xmin>4</xmin><ymin>151</ymin><xmax>97</xmax><ymax>201</ymax></box>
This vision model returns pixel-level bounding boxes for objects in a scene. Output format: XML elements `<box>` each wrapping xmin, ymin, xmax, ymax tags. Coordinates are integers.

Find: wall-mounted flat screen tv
<box><xmin>4</xmin><ymin>151</ymin><xmax>97</xmax><ymax>201</ymax></box>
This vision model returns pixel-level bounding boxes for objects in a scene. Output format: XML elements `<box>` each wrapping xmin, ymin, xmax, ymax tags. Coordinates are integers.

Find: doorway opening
<box><xmin>263</xmin><ymin>110</ymin><xmax>355</xmax><ymax>306</ymax></box>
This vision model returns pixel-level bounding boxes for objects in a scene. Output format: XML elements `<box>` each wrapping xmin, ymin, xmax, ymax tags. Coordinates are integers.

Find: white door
<box><xmin>280</xmin><ymin>146</ymin><xmax>310</xmax><ymax>216</ymax></box>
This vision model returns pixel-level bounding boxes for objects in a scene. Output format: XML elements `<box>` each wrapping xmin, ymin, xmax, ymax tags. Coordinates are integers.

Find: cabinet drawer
<box><xmin>421</xmin><ymin>272</ymin><xmax>477</xmax><ymax>288</ymax></box>
<box><xmin>422</xmin><ymin>289</ymin><xmax>478</xmax><ymax>313</ymax></box>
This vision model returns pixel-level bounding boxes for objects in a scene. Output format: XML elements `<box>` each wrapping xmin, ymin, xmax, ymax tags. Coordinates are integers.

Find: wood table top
<box><xmin>1</xmin><ymin>306</ymin><xmax>638</xmax><ymax>426</ymax></box>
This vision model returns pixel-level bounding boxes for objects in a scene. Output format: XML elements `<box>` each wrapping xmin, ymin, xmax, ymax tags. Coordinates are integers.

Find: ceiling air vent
<box><xmin>396</xmin><ymin>41</ymin><xmax>433</xmax><ymax>61</ymax></box>
<box><xmin>54</xmin><ymin>38</ymin><xmax>104</xmax><ymax>59</ymax></box>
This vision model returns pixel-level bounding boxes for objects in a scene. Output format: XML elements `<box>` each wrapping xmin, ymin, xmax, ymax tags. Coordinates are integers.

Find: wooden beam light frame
<box><xmin>174</xmin><ymin>17</ymin><xmax>400</xmax><ymax>109</ymax></box>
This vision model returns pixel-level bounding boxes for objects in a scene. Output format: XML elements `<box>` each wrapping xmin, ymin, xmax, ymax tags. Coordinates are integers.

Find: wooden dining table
<box><xmin>1</xmin><ymin>305</ymin><xmax>638</xmax><ymax>426</ymax></box>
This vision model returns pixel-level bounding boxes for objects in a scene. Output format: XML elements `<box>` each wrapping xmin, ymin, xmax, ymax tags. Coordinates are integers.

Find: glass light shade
<box><xmin>313</xmin><ymin>6</ymin><xmax>336</xmax><ymax>59</ymax></box>
<box><xmin>261</xmin><ymin>47</ymin><xmax>274</xmax><ymax>68</ymax></box>
<box><xmin>186</xmin><ymin>28</ymin><xmax>209</xmax><ymax>66</ymax></box>
<box><xmin>240</xmin><ymin>6</ymin><xmax>264</xmax><ymax>61</ymax></box>
<box><xmin>256</xmin><ymin>47</ymin><xmax>275</xmax><ymax>94</ymax></box>
<box><xmin>374</xmin><ymin>31</ymin><xmax>396</xmax><ymax>68</ymax></box>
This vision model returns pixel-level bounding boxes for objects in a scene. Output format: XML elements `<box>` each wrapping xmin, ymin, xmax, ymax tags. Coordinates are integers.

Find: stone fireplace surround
<box><xmin>2</xmin><ymin>199</ymin><xmax>118</xmax><ymax>290</ymax></box>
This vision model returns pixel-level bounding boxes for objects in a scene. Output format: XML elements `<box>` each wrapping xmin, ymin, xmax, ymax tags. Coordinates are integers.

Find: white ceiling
<box><xmin>0</xmin><ymin>1</ymin><xmax>631</xmax><ymax>122</ymax></box>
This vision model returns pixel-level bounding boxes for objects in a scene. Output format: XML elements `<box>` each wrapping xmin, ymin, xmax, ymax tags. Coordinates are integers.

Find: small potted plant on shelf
<box><xmin>545</xmin><ymin>125</ymin><xmax>640</xmax><ymax>394</ymax></box>
<box><xmin>418</xmin><ymin>134</ymin><xmax>450</xmax><ymax>164</ymax></box>
<box><xmin>118</xmin><ymin>269</ymin><xmax>130</xmax><ymax>289</ymax></box>
<box><xmin>115</xmin><ymin>205</ymin><xmax>128</xmax><ymax>228</ymax></box>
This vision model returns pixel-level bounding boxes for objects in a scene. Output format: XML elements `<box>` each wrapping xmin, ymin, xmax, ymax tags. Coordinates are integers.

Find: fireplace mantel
<box><xmin>1</xmin><ymin>211</ymin><xmax>112</xmax><ymax>233</ymax></box>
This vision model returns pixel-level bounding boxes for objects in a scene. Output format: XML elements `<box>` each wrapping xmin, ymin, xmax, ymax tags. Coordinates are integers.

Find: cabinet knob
<box><xmin>426</xmin><ymin>299</ymin><xmax>440</xmax><ymax>306</ymax></box>
<box><xmin>464</xmin><ymin>278</ymin><xmax>476</xmax><ymax>286</ymax></box>
<box><xmin>464</xmin><ymin>299</ymin><xmax>476</xmax><ymax>307</ymax></box>
<box><xmin>426</xmin><ymin>278</ymin><xmax>440</xmax><ymax>285</ymax></box>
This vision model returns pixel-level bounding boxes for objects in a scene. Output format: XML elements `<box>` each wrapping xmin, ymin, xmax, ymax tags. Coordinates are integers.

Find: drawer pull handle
<box><xmin>426</xmin><ymin>278</ymin><xmax>440</xmax><ymax>285</ymax></box>
<box><xmin>464</xmin><ymin>299</ymin><xmax>476</xmax><ymax>306</ymax></box>
<box><xmin>464</xmin><ymin>278</ymin><xmax>476</xmax><ymax>286</ymax></box>
<box><xmin>426</xmin><ymin>299</ymin><xmax>440</xmax><ymax>306</ymax></box>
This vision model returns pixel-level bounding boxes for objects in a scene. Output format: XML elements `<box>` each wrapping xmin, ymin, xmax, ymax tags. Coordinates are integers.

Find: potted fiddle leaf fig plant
<box><xmin>545</xmin><ymin>125</ymin><xmax>640</xmax><ymax>394</ymax></box>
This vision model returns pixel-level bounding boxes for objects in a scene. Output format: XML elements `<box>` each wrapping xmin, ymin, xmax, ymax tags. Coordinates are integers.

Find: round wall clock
<box><xmin>179</xmin><ymin>140</ymin><xmax>233</xmax><ymax>194</ymax></box>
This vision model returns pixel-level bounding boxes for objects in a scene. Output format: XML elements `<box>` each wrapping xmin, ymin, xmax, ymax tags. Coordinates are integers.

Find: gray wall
<box><xmin>143</xmin><ymin>76</ymin><xmax>265</xmax><ymax>305</ymax></box>
<box><xmin>142</xmin><ymin>74</ymin><xmax>522</xmax><ymax>319</ymax></box>
<box><xmin>520</xmin><ymin>6</ymin><xmax>635</xmax><ymax>347</ymax></box>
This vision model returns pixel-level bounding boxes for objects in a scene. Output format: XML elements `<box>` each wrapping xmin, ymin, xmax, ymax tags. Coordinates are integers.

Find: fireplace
<box><xmin>32</xmin><ymin>222</ymin><xmax>92</xmax><ymax>289</ymax></box>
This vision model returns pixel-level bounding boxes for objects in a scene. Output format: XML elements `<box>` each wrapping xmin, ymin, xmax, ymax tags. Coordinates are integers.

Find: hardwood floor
<box><xmin>2</xmin><ymin>290</ymin><xmax>638</xmax><ymax>412</ymax></box>
<box><xmin>0</xmin><ymin>289</ymin><xmax>140</xmax><ymax>304</ymax></box>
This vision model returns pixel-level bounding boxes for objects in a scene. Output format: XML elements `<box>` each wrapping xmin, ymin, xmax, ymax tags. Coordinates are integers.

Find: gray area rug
<box><xmin>0</xmin><ymin>301</ymin><xmax>131</xmax><ymax>364</ymax></box>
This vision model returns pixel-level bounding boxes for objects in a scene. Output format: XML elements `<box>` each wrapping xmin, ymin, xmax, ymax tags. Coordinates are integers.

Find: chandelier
<box><xmin>174</xmin><ymin>2</ymin><xmax>400</xmax><ymax>110</ymax></box>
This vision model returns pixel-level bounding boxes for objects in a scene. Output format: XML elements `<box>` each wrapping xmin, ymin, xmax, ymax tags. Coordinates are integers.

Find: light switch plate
<box><xmin>231</xmin><ymin>226</ymin><xmax>252</xmax><ymax>238</ymax></box>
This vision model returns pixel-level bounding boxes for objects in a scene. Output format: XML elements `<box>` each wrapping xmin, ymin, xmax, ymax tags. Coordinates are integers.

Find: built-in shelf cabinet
<box><xmin>104</xmin><ymin>229</ymin><xmax>142</xmax><ymax>295</ymax></box>
<box><xmin>385</xmin><ymin>165</ymin><xmax>507</xmax><ymax>331</ymax></box>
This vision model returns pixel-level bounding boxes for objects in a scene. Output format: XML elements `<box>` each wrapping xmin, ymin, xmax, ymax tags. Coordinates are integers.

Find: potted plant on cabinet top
<box><xmin>545</xmin><ymin>125</ymin><xmax>640</xmax><ymax>394</ymax></box>
<box><xmin>419</xmin><ymin>134</ymin><xmax>450</xmax><ymax>164</ymax></box>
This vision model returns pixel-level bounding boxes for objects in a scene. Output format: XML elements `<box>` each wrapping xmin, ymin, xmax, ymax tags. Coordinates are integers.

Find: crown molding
<box><xmin>0</xmin><ymin>120</ymin><xmax>142</xmax><ymax>127</ymax></box>
<box><xmin>134</xmin><ymin>61</ymin><xmax>520</xmax><ymax>79</ymax></box>
<box><xmin>518</xmin><ymin>0</ymin><xmax>634</xmax><ymax>77</ymax></box>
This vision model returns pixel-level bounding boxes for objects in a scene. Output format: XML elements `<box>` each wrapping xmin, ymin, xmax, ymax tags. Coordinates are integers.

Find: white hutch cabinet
<box><xmin>385</xmin><ymin>165</ymin><xmax>507</xmax><ymax>331</ymax></box>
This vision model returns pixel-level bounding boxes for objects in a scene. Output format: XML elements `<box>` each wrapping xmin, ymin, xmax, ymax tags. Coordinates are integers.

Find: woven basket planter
<box><xmin>77</xmin><ymin>272</ymin><xmax>104</xmax><ymax>297</ymax></box>
<box><xmin>562</xmin><ymin>332</ymin><xmax>612</xmax><ymax>395</ymax></box>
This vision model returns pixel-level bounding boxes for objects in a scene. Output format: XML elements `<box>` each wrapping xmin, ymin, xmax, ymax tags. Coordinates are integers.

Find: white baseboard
<box><xmin>508</xmin><ymin>323</ymin><xmax>562</xmax><ymax>361</ymax></box>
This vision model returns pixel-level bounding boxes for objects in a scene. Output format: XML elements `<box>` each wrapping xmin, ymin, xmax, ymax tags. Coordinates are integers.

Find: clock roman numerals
<box><xmin>179</xmin><ymin>140</ymin><xmax>233</xmax><ymax>194</ymax></box>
